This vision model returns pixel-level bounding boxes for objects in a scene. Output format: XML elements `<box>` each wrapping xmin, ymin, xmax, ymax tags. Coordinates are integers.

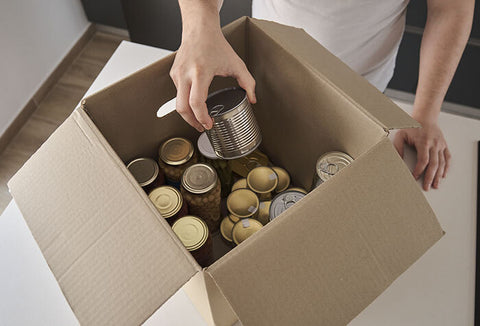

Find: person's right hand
<box><xmin>170</xmin><ymin>17</ymin><xmax>256</xmax><ymax>132</ymax></box>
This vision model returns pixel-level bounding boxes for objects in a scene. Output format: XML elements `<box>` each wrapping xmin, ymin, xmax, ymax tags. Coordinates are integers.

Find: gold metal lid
<box><xmin>127</xmin><ymin>157</ymin><xmax>159</xmax><ymax>187</ymax></box>
<box><xmin>181</xmin><ymin>163</ymin><xmax>218</xmax><ymax>194</ymax></box>
<box><xmin>272</xmin><ymin>167</ymin><xmax>290</xmax><ymax>193</ymax></box>
<box><xmin>231</xmin><ymin>178</ymin><xmax>247</xmax><ymax>192</ymax></box>
<box><xmin>159</xmin><ymin>137</ymin><xmax>194</xmax><ymax>165</ymax></box>
<box><xmin>172</xmin><ymin>215</ymin><xmax>209</xmax><ymax>251</ymax></box>
<box><xmin>228</xmin><ymin>214</ymin><xmax>240</xmax><ymax>223</ymax></box>
<box><xmin>220</xmin><ymin>216</ymin><xmax>235</xmax><ymax>243</ymax></box>
<box><xmin>227</xmin><ymin>188</ymin><xmax>259</xmax><ymax>218</ymax></box>
<box><xmin>232</xmin><ymin>219</ymin><xmax>263</xmax><ymax>245</ymax></box>
<box><xmin>257</xmin><ymin>201</ymin><xmax>271</xmax><ymax>225</ymax></box>
<box><xmin>316</xmin><ymin>151</ymin><xmax>354</xmax><ymax>182</ymax></box>
<box><xmin>247</xmin><ymin>166</ymin><xmax>278</xmax><ymax>194</ymax></box>
<box><xmin>148</xmin><ymin>186</ymin><xmax>183</xmax><ymax>218</ymax></box>
<box><xmin>287</xmin><ymin>187</ymin><xmax>308</xmax><ymax>195</ymax></box>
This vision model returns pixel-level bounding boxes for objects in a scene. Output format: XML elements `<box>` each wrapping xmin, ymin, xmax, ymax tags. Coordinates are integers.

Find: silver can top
<box><xmin>315</xmin><ymin>151</ymin><xmax>354</xmax><ymax>183</ymax></box>
<box><xmin>269</xmin><ymin>190</ymin><xmax>306</xmax><ymax>221</ymax></box>
<box><xmin>181</xmin><ymin>163</ymin><xmax>218</xmax><ymax>194</ymax></box>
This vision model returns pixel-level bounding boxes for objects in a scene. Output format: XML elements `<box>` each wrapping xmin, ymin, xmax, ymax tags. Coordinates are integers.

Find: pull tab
<box><xmin>318</xmin><ymin>162</ymin><xmax>339</xmax><ymax>176</ymax></box>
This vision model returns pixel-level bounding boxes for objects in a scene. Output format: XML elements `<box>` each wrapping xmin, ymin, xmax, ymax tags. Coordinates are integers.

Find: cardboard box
<box><xmin>8</xmin><ymin>17</ymin><xmax>444</xmax><ymax>326</ymax></box>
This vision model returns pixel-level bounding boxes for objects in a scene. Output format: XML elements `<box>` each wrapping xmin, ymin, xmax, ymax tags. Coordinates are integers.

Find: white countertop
<box><xmin>0</xmin><ymin>41</ymin><xmax>479</xmax><ymax>326</ymax></box>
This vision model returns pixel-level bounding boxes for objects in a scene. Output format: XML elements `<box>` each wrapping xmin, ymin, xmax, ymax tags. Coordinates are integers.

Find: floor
<box><xmin>0</xmin><ymin>31</ymin><xmax>128</xmax><ymax>213</ymax></box>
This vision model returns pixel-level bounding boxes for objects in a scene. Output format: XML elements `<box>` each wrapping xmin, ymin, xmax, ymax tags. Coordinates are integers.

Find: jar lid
<box><xmin>148</xmin><ymin>186</ymin><xmax>183</xmax><ymax>218</ymax></box>
<box><xmin>227</xmin><ymin>188</ymin><xmax>259</xmax><ymax>218</ymax></box>
<box><xmin>257</xmin><ymin>201</ymin><xmax>271</xmax><ymax>225</ymax></box>
<box><xmin>272</xmin><ymin>166</ymin><xmax>290</xmax><ymax>193</ymax></box>
<box><xmin>220</xmin><ymin>216</ymin><xmax>235</xmax><ymax>243</ymax></box>
<box><xmin>181</xmin><ymin>163</ymin><xmax>218</xmax><ymax>194</ymax></box>
<box><xmin>269</xmin><ymin>190</ymin><xmax>306</xmax><ymax>221</ymax></box>
<box><xmin>232</xmin><ymin>218</ymin><xmax>263</xmax><ymax>245</ymax></box>
<box><xmin>206</xmin><ymin>87</ymin><xmax>246</xmax><ymax>118</ymax></box>
<box><xmin>316</xmin><ymin>151</ymin><xmax>353</xmax><ymax>182</ymax></box>
<box><xmin>231</xmin><ymin>178</ymin><xmax>247</xmax><ymax>192</ymax></box>
<box><xmin>247</xmin><ymin>166</ymin><xmax>278</xmax><ymax>194</ymax></box>
<box><xmin>159</xmin><ymin>137</ymin><xmax>194</xmax><ymax>165</ymax></box>
<box><xmin>197</xmin><ymin>132</ymin><xmax>218</xmax><ymax>160</ymax></box>
<box><xmin>172</xmin><ymin>216</ymin><xmax>209</xmax><ymax>251</ymax></box>
<box><xmin>127</xmin><ymin>157</ymin><xmax>159</xmax><ymax>187</ymax></box>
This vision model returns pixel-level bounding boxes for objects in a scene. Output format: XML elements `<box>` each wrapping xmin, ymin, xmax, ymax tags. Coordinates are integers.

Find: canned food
<box><xmin>205</xmin><ymin>87</ymin><xmax>262</xmax><ymax>159</ymax></box>
<box><xmin>220</xmin><ymin>216</ymin><xmax>235</xmax><ymax>245</ymax></box>
<box><xmin>313</xmin><ymin>151</ymin><xmax>353</xmax><ymax>189</ymax></box>
<box><xmin>287</xmin><ymin>187</ymin><xmax>308</xmax><ymax>195</ymax></box>
<box><xmin>127</xmin><ymin>157</ymin><xmax>165</xmax><ymax>192</ymax></box>
<box><xmin>181</xmin><ymin>163</ymin><xmax>222</xmax><ymax>232</ymax></box>
<box><xmin>158</xmin><ymin>137</ymin><xmax>198</xmax><ymax>187</ymax></box>
<box><xmin>232</xmin><ymin>218</ymin><xmax>263</xmax><ymax>245</ymax></box>
<box><xmin>148</xmin><ymin>186</ymin><xmax>188</xmax><ymax>224</ymax></box>
<box><xmin>228</xmin><ymin>149</ymin><xmax>270</xmax><ymax>177</ymax></box>
<box><xmin>227</xmin><ymin>188</ymin><xmax>259</xmax><ymax>219</ymax></box>
<box><xmin>272</xmin><ymin>166</ymin><xmax>290</xmax><ymax>193</ymax></box>
<box><xmin>231</xmin><ymin>178</ymin><xmax>247</xmax><ymax>192</ymax></box>
<box><xmin>256</xmin><ymin>201</ymin><xmax>271</xmax><ymax>225</ymax></box>
<box><xmin>247</xmin><ymin>166</ymin><xmax>278</xmax><ymax>201</ymax></box>
<box><xmin>269</xmin><ymin>190</ymin><xmax>306</xmax><ymax>221</ymax></box>
<box><xmin>172</xmin><ymin>216</ymin><xmax>213</xmax><ymax>267</ymax></box>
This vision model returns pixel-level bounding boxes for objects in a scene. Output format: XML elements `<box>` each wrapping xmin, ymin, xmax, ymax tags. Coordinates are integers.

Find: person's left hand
<box><xmin>393</xmin><ymin>122</ymin><xmax>451</xmax><ymax>191</ymax></box>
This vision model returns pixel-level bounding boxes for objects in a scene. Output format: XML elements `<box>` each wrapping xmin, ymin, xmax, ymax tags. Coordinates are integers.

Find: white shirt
<box><xmin>252</xmin><ymin>0</ymin><xmax>409</xmax><ymax>92</ymax></box>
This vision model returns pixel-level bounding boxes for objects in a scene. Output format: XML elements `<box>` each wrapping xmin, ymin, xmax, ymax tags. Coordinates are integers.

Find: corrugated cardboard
<box><xmin>8</xmin><ymin>17</ymin><xmax>443</xmax><ymax>326</ymax></box>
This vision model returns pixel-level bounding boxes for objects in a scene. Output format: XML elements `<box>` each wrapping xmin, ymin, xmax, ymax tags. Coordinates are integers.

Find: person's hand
<box><xmin>170</xmin><ymin>15</ymin><xmax>256</xmax><ymax>132</ymax></box>
<box><xmin>393</xmin><ymin>122</ymin><xmax>451</xmax><ymax>191</ymax></box>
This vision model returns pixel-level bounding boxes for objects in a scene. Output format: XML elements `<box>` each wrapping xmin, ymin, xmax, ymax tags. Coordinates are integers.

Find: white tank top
<box><xmin>252</xmin><ymin>0</ymin><xmax>409</xmax><ymax>91</ymax></box>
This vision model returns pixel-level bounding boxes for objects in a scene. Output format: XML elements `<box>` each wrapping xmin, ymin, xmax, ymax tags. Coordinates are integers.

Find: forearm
<box><xmin>413</xmin><ymin>1</ymin><xmax>474</xmax><ymax>124</ymax></box>
<box><xmin>178</xmin><ymin>0</ymin><xmax>223</xmax><ymax>39</ymax></box>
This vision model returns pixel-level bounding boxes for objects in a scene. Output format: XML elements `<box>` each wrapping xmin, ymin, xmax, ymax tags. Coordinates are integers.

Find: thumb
<box><xmin>393</xmin><ymin>132</ymin><xmax>405</xmax><ymax>158</ymax></box>
<box><xmin>233</xmin><ymin>61</ymin><xmax>257</xmax><ymax>104</ymax></box>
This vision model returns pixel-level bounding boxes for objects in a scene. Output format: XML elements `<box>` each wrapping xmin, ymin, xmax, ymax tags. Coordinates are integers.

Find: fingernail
<box><xmin>202</xmin><ymin>123</ymin><xmax>210</xmax><ymax>130</ymax></box>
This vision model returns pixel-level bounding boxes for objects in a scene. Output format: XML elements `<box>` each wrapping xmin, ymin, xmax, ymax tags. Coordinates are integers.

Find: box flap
<box><xmin>248</xmin><ymin>18</ymin><xmax>420</xmax><ymax>131</ymax></box>
<box><xmin>207</xmin><ymin>137</ymin><xmax>443</xmax><ymax>326</ymax></box>
<box><xmin>8</xmin><ymin>110</ymin><xmax>200</xmax><ymax>326</ymax></box>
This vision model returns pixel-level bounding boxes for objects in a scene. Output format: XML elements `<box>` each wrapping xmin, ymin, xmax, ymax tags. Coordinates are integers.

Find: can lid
<box><xmin>206</xmin><ymin>87</ymin><xmax>246</xmax><ymax>117</ymax></box>
<box><xmin>220</xmin><ymin>216</ymin><xmax>235</xmax><ymax>243</ymax></box>
<box><xmin>269</xmin><ymin>190</ymin><xmax>306</xmax><ymax>221</ymax></box>
<box><xmin>316</xmin><ymin>151</ymin><xmax>354</xmax><ymax>182</ymax></box>
<box><xmin>197</xmin><ymin>132</ymin><xmax>218</xmax><ymax>160</ymax></box>
<box><xmin>247</xmin><ymin>166</ymin><xmax>278</xmax><ymax>194</ymax></box>
<box><xmin>181</xmin><ymin>163</ymin><xmax>218</xmax><ymax>194</ymax></box>
<box><xmin>227</xmin><ymin>188</ymin><xmax>259</xmax><ymax>218</ymax></box>
<box><xmin>232</xmin><ymin>218</ymin><xmax>263</xmax><ymax>245</ymax></box>
<box><xmin>127</xmin><ymin>157</ymin><xmax>159</xmax><ymax>187</ymax></box>
<box><xmin>257</xmin><ymin>201</ymin><xmax>272</xmax><ymax>225</ymax></box>
<box><xmin>272</xmin><ymin>166</ymin><xmax>290</xmax><ymax>193</ymax></box>
<box><xmin>148</xmin><ymin>186</ymin><xmax>183</xmax><ymax>218</ymax></box>
<box><xmin>159</xmin><ymin>137</ymin><xmax>194</xmax><ymax>165</ymax></box>
<box><xmin>287</xmin><ymin>187</ymin><xmax>308</xmax><ymax>195</ymax></box>
<box><xmin>231</xmin><ymin>178</ymin><xmax>247</xmax><ymax>192</ymax></box>
<box><xmin>172</xmin><ymin>215</ymin><xmax>209</xmax><ymax>251</ymax></box>
<box><xmin>228</xmin><ymin>214</ymin><xmax>240</xmax><ymax>223</ymax></box>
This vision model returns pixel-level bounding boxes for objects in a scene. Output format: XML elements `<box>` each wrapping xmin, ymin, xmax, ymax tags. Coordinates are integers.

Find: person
<box><xmin>169</xmin><ymin>0</ymin><xmax>474</xmax><ymax>191</ymax></box>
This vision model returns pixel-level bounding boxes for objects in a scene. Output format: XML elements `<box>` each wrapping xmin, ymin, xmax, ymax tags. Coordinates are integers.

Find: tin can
<box><xmin>246</xmin><ymin>166</ymin><xmax>278</xmax><ymax>201</ymax></box>
<box><xmin>172</xmin><ymin>215</ymin><xmax>213</xmax><ymax>267</ymax></box>
<box><xmin>226</xmin><ymin>188</ymin><xmax>259</xmax><ymax>219</ymax></box>
<box><xmin>232</xmin><ymin>218</ymin><xmax>263</xmax><ymax>245</ymax></box>
<box><xmin>256</xmin><ymin>201</ymin><xmax>271</xmax><ymax>225</ymax></box>
<box><xmin>272</xmin><ymin>166</ymin><xmax>290</xmax><ymax>194</ymax></box>
<box><xmin>287</xmin><ymin>187</ymin><xmax>308</xmax><ymax>195</ymax></box>
<box><xmin>220</xmin><ymin>216</ymin><xmax>235</xmax><ymax>246</ymax></box>
<box><xmin>158</xmin><ymin>137</ymin><xmax>198</xmax><ymax>188</ymax></box>
<box><xmin>205</xmin><ymin>87</ymin><xmax>262</xmax><ymax>159</ymax></box>
<box><xmin>127</xmin><ymin>157</ymin><xmax>165</xmax><ymax>193</ymax></box>
<box><xmin>148</xmin><ymin>186</ymin><xmax>188</xmax><ymax>225</ymax></box>
<box><xmin>231</xmin><ymin>178</ymin><xmax>247</xmax><ymax>192</ymax></box>
<box><xmin>181</xmin><ymin>163</ymin><xmax>222</xmax><ymax>232</ymax></box>
<box><xmin>269</xmin><ymin>190</ymin><xmax>306</xmax><ymax>221</ymax></box>
<box><xmin>228</xmin><ymin>213</ymin><xmax>240</xmax><ymax>224</ymax></box>
<box><xmin>228</xmin><ymin>149</ymin><xmax>270</xmax><ymax>177</ymax></box>
<box><xmin>313</xmin><ymin>151</ymin><xmax>354</xmax><ymax>189</ymax></box>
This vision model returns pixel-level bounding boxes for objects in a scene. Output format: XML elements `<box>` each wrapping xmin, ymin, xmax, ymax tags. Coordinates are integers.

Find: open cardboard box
<box><xmin>8</xmin><ymin>17</ymin><xmax>444</xmax><ymax>326</ymax></box>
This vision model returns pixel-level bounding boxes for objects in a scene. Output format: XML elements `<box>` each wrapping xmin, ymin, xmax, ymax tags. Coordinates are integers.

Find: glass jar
<box><xmin>148</xmin><ymin>186</ymin><xmax>188</xmax><ymax>225</ymax></box>
<box><xmin>172</xmin><ymin>216</ymin><xmax>213</xmax><ymax>267</ymax></box>
<box><xmin>158</xmin><ymin>137</ymin><xmax>198</xmax><ymax>188</ymax></box>
<box><xmin>180</xmin><ymin>163</ymin><xmax>222</xmax><ymax>232</ymax></box>
<box><xmin>127</xmin><ymin>157</ymin><xmax>165</xmax><ymax>193</ymax></box>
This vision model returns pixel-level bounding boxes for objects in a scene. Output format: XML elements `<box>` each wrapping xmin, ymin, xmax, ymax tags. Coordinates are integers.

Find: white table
<box><xmin>0</xmin><ymin>41</ymin><xmax>479</xmax><ymax>326</ymax></box>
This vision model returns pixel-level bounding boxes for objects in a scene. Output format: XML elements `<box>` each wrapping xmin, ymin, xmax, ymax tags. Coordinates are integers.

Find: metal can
<box><xmin>269</xmin><ymin>190</ymin><xmax>306</xmax><ymax>221</ymax></box>
<box><xmin>232</xmin><ymin>218</ymin><xmax>263</xmax><ymax>245</ymax></box>
<box><xmin>180</xmin><ymin>163</ymin><xmax>222</xmax><ymax>232</ymax></box>
<box><xmin>127</xmin><ymin>157</ymin><xmax>165</xmax><ymax>193</ymax></box>
<box><xmin>172</xmin><ymin>215</ymin><xmax>213</xmax><ymax>267</ymax></box>
<box><xmin>247</xmin><ymin>166</ymin><xmax>278</xmax><ymax>201</ymax></box>
<box><xmin>313</xmin><ymin>151</ymin><xmax>354</xmax><ymax>189</ymax></box>
<box><xmin>220</xmin><ymin>216</ymin><xmax>235</xmax><ymax>246</ymax></box>
<box><xmin>205</xmin><ymin>87</ymin><xmax>262</xmax><ymax>159</ymax></box>
<box><xmin>228</xmin><ymin>149</ymin><xmax>270</xmax><ymax>177</ymax></box>
<box><xmin>228</xmin><ymin>213</ymin><xmax>240</xmax><ymax>224</ymax></box>
<box><xmin>231</xmin><ymin>178</ymin><xmax>247</xmax><ymax>192</ymax></box>
<box><xmin>287</xmin><ymin>187</ymin><xmax>308</xmax><ymax>195</ymax></box>
<box><xmin>148</xmin><ymin>186</ymin><xmax>188</xmax><ymax>225</ymax></box>
<box><xmin>158</xmin><ymin>137</ymin><xmax>198</xmax><ymax>188</ymax></box>
<box><xmin>226</xmin><ymin>188</ymin><xmax>259</xmax><ymax>219</ymax></box>
<box><xmin>272</xmin><ymin>166</ymin><xmax>290</xmax><ymax>194</ymax></box>
<box><xmin>256</xmin><ymin>201</ymin><xmax>271</xmax><ymax>225</ymax></box>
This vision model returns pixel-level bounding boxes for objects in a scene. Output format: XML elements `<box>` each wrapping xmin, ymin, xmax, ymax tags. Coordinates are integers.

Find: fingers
<box><xmin>233</xmin><ymin>61</ymin><xmax>257</xmax><ymax>104</ymax></box>
<box><xmin>432</xmin><ymin>150</ymin><xmax>445</xmax><ymax>189</ymax></box>
<box><xmin>176</xmin><ymin>81</ymin><xmax>204</xmax><ymax>132</ymax></box>
<box><xmin>443</xmin><ymin>147</ymin><xmax>451</xmax><ymax>178</ymax></box>
<box><xmin>413</xmin><ymin>146</ymin><xmax>429</xmax><ymax>180</ymax></box>
<box><xmin>190</xmin><ymin>74</ymin><xmax>214</xmax><ymax>129</ymax></box>
<box><xmin>393</xmin><ymin>132</ymin><xmax>405</xmax><ymax>158</ymax></box>
<box><xmin>423</xmin><ymin>148</ymin><xmax>438</xmax><ymax>191</ymax></box>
